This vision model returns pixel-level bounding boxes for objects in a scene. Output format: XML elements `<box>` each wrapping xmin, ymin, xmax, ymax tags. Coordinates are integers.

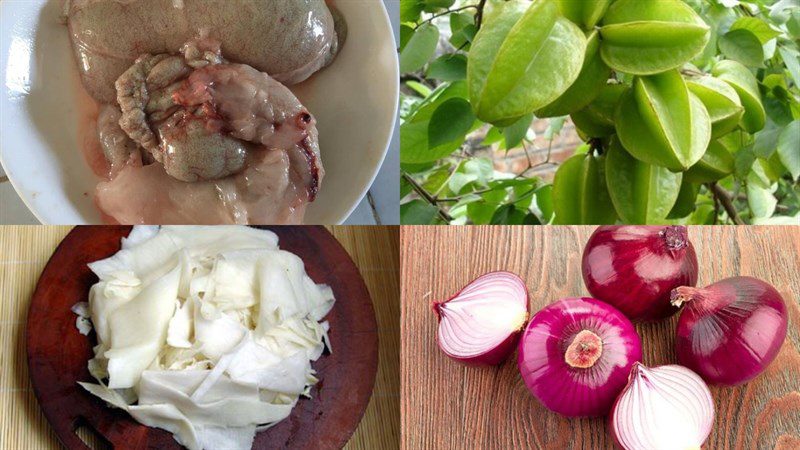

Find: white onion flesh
<box><xmin>435</xmin><ymin>271</ymin><xmax>528</xmax><ymax>363</ymax></box>
<box><xmin>74</xmin><ymin>226</ymin><xmax>334</xmax><ymax>450</ymax></box>
<box><xmin>612</xmin><ymin>363</ymin><xmax>714</xmax><ymax>450</ymax></box>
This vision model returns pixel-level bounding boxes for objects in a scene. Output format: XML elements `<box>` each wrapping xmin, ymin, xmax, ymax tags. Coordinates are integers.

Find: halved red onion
<box><xmin>433</xmin><ymin>271</ymin><xmax>529</xmax><ymax>366</ymax></box>
<box><xmin>582</xmin><ymin>225</ymin><xmax>698</xmax><ymax>322</ymax></box>
<box><xmin>672</xmin><ymin>276</ymin><xmax>788</xmax><ymax>385</ymax></box>
<box><xmin>611</xmin><ymin>363</ymin><xmax>714</xmax><ymax>450</ymax></box>
<box><xmin>518</xmin><ymin>297</ymin><xmax>642</xmax><ymax>417</ymax></box>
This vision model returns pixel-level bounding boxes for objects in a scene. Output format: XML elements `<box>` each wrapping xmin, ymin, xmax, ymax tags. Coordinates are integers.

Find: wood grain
<box><xmin>0</xmin><ymin>225</ymin><xmax>399</xmax><ymax>450</ymax></box>
<box><xmin>400</xmin><ymin>226</ymin><xmax>800</xmax><ymax>450</ymax></box>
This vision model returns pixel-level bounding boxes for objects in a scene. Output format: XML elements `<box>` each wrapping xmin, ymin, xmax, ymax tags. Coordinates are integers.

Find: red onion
<box><xmin>672</xmin><ymin>276</ymin><xmax>788</xmax><ymax>385</ymax></box>
<box><xmin>433</xmin><ymin>271</ymin><xmax>529</xmax><ymax>366</ymax></box>
<box><xmin>517</xmin><ymin>297</ymin><xmax>642</xmax><ymax>417</ymax></box>
<box><xmin>582</xmin><ymin>226</ymin><xmax>699</xmax><ymax>322</ymax></box>
<box><xmin>611</xmin><ymin>363</ymin><xmax>714</xmax><ymax>450</ymax></box>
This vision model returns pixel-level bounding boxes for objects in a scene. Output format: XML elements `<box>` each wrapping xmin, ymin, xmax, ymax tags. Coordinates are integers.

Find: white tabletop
<box><xmin>0</xmin><ymin>0</ymin><xmax>399</xmax><ymax>225</ymax></box>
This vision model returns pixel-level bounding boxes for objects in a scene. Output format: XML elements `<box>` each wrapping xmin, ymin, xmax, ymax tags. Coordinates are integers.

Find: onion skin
<box><xmin>611</xmin><ymin>363</ymin><xmax>714</xmax><ymax>450</ymax></box>
<box><xmin>582</xmin><ymin>225</ymin><xmax>698</xmax><ymax>322</ymax></box>
<box><xmin>673</xmin><ymin>276</ymin><xmax>788</xmax><ymax>386</ymax></box>
<box><xmin>517</xmin><ymin>297</ymin><xmax>642</xmax><ymax>417</ymax></box>
<box><xmin>433</xmin><ymin>271</ymin><xmax>529</xmax><ymax>366</ymax></box>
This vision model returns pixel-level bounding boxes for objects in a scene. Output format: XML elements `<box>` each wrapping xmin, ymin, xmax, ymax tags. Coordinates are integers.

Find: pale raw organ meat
<box><xmin>92</xmin><ymin>41</ymin><xmax>323</xmax><ymax>224</ymax></box>
<box><xmin>96</xmin><ymin>146</ymin><xmax>311</xmax><ymax>224</ymax></box>
<box><xmin>65</xmin><ymin>0</ymin><xmax>340</xmax><ymax>102</ymax></box>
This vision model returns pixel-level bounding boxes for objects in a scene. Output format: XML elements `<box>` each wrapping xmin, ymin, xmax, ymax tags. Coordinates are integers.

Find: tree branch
<box><xmin>734</xmin><ymin>193</ymin><xmax>792</xmax><ymax>214</ymax></box>
<box><xmin>709</xmin><ymin>183</ymin><xmax>746</xmax><ymax>225</ymax></box>
<box><xmin>475</xmin><ymin>0</ymin><xmax>489</xmax><ymax>29</ymax></box>
<box><xmin>402</xmin><ymin>173</ymin><xmax>454</xmax><ymax>222</ymax></box>
<box><xmin>416</xmin><ymin>5</ymin><xmax>480</xmax><ymax>29</ymax></box>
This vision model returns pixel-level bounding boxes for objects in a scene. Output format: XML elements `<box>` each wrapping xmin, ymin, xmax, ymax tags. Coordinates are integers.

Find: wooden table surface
<box><xmin>400</xmin><ymin>226</ymin><xmax>800</xmax><ymax>450</ymax></box>
<box><xmin>0</xmin><ymin>226</ymin><xmax>399</xmax><ymax>450</ymax></box>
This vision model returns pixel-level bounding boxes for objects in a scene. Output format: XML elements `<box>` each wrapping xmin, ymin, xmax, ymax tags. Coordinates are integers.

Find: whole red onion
<box><xmin>518</xmin><ymin>297</ymin><xmax>642</xmax><ymax>417</ymax></box>
<box><xmin>582</xmin><ymin>225</ymin><xmax>699</xmax><ymax>321</ymax></box>
<box><xmin>433</xmin><ymin>271</ymin><xmax>529</xmax><ymax>366</ymax></box>
<box><xmin>672</xmin><ymin>276</ymin><xmax>788</xmax><ymax>385</ymax></box>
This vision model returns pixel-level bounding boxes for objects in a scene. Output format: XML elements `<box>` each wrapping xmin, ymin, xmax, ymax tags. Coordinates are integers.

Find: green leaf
<box><xmin>749</xmin><ymin>158</ymin><xmax>771</xmax><ymax>189</ymax></box>
<box><xmin>490</xmin><ymin>204</ymin><xmax>534</xmax><ymax>224</ymax></box>
<box><xmin>606</xmin><ymin>140</ymin><xmax>683</xmax><ymax>224</ymax></box>
<box><xmin>482</xmin><ymin>127</ymin><xmax>504</xmax><ymax>146</ymax></box>
<box><xmin>536</xmin><ymin>30</ymin><xmax>611</xmax><ymax>118</ymax></box>
<box><xmin>401</xmin><ymin>200</ymin><xmax>439</xmax><ymax>224</ymax></box>
<box><xmin>762</xmin><ymin>153</ymin><xmax>786</xmax><ymax>182</ymax></box>
<box><xmin>400</xmin><ymin>24</ymin><xmax>415</xmax><ymax>52</ymax></box>
<box><xmin>405</xmin><ymin>81</ymin><xmax>432</xmax><ymax>97</ymax></box>
<box><xmin>615</xmin><ymin>70</ymin><xmax>711</xmax><ymax>171</ymax></box>
<box><xmin>753</xmin><ymin>214</ymin><xmax>800</xmax><ymax>225</ymax></box>
<box><xmin>407</xmin><ymin>81</ymin><xmax>469</xmax><ymax>123</ymax></box>
<box><xmin>450</xmin><ymin>12</ymin><xmax>477</xmax><ymax>48</ymax></box>
<box><xmin>718</xmin><ymin>29</ymin><xmax>764</xmax><ymax>67</ymax></box>
<box><xmin>423</xmin><ymin>0</ymin><xmax>455</xmax><ymax>11</ymax></box>
<box><xmin>464</xmin><ymin>158</ymin><xmax>494</xmax><ymax>185</ymax></box>
<box><xmin>778</xmin><ymin>46</ymin><xmax>800</xmax><ymax>89</ymax></box>
<box><xmin>468</xmin><ymin>0</ymin><xmax>587</xmax><ymax>125</ymax></box>
<box><xmin>717</xmin><ymin>129</ymin><xmax>751</xmax><ymax>153</ymax></box>
<box><xmin>426</xmin><ymin>54</ymin><xmax>468</xmax><ymax>81</ymax></box>
<box><xmin>502</xmin><ymin>114</ymin><xmax>533</xmax><ymax>149</ymax></box>
<box><xmin>734</xmin><ymin>145</ymin><xmax>757</xmax><ymax>180</ymax></box>
<box><xmin>712</xmin><ymin>60</ymin><xmax>766</xmax><ymax>133</ymax></box>
<box><xmin>401</xmin><ymin>161</ymin><xmax>436</xmax><ymax>174</ymax></box>
<box><xmin>467</xmin><ymin>189</ymin><xmax>508</xmax><ymax>224</ymax></box>
<box><xmin>535</xmin><ymin>185</ymin><xmax>555</xmax><ymax>223</ymax></box>
<box><xmin>667</xmin><ymin>179</ymin><xmax>699</xmax><ymax>219</ymax></box>
<box><xmin>599</xmin><ymin>0</ymin><xmax>710</xmax><ymax>75</ymax></box>
<box><xmin>730</xmin><ymin>17</ymin><xmax>781</xmax><ymax>44</ymax></box>
<box><xmin>400</xmin><ymin>176</ymin><xmax>413</xmax><ymax>199</ymax></box>
<box><xmin>746</xmin><ymin>175</ymin><xmax>777</xmax><ymax>219</ymax></box>
<box><xmin>401</xmin><ymin>121</ymin><xmax>462</xmax><ymax>164</ymax></box>
<box><xmin>421</xmin><ymin>165</ymin><xmax>453</xmax><ymax>194</ymax></box>
<box><xmin>777</xmin><ymin>121</ymin><xmax>800</xmax><ymax>180</ymax></box>
<box><xmin>552</xmin><ymin>153</ymin><xmax>617</xmax><ymax>224</ymax></box>
<box><xmin>690</xmin><ymin>203</ymin><xmax>716</xmax><ymax>225</ymax></box>
<box><xmin>557</xmin><ymin>0</ymin><xmax>612</xmax><ymax>30</ymax></box>
<box><xmin>450</xmin><ymin>12</ymin><xmax>474</xmax><ymax>34</ymax></box>
<box><xmin>753</xmin><ymin>126</ymin><xmax>782</xmax><ymax>158</ymax></box>
<box><xmin>448</xmin><ymin>158</ymin><xmax>494</xmax><ymax>194</ymax></box>
<box><xmin>401</xmin><ymin>82</ymin><xmax>473</xmax><ymax>164</ymax></box>
<box><xmin>400</xmin><ymin>23</ymin><xmax>440</xmax><ymax>73</ymax></box>
<box><xmin>686</xmin><ymin>76</ymin><xmax>744</xmax><ymax>139</ymax></box>
<box><xmin>544</xmin><ymin>117</ymin><xmax>566</xmax><ymax>140</ymax></box>
<box><xmin>428</xmin><ymin>98</ymin><xmax>476</xmax><ymax>148</ymax></box>
<box><xmin>684</xmin><ymin>140</ymin><xmax>736</xmax><ymax>183</ymax></box>
<box><xmin>401</xmin><ymin>0</ymin><xmax>424</xmax><ymax>23</ymax></box>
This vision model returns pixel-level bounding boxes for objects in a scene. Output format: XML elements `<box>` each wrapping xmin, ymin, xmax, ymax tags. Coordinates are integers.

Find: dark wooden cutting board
<box><xmin>27</xmin><ymin>226</ymin><xmax>378</xmax><ymax>450</ymax></box>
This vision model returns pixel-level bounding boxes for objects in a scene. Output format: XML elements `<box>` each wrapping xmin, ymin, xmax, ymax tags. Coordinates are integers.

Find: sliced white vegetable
<box><xmin>195</xmin><ymin>425</ymin><xmax>256</xmax><ymax>450</ymax></box>
<box><xmin>194</xmin><ymin>310</ymin><xmax>248</xmax><ymax>362</ymax></box>
<box><xmin>77</xmin><ymin>226</ymin><xmax>334</xmax><ymax>450</ymax></box>
<box><xmin>105</xmin><ymin>264</ymin><xmax>181</xmax><ymax>388</ymax></box>
<box><xmin>138</xmin><ymin>370</ymin><xmax>293</xmax><ymax>426</ymax></box>
<box><xmin>122</xmin><ymin>225</ymin><xmax>160</xmax><ymax>249</ymax></box>
<box><xmin>129</xmin><ymin>403</ymin><xmax>202</xmax><ymax>450</ymax></box>
<box><xmin>167</xmin><ymin>298</ymin><xmax>194</xmax><ymax>349</ymax></box>
<box><xmin>256</xmin><ymin>251</ymin><xmax>310</xmax><ymax>330</ymax></box>
<box><xmin>89</xmin><ymin>231</ymin><xmax>181</xmax><ymax>283</ymax></box>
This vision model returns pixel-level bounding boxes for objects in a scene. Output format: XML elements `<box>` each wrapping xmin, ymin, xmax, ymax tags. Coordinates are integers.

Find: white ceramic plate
<box><xmin>0</xmin><ymin>0</ymin><xmax>398</xmax><ymax>224</ymax></box>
